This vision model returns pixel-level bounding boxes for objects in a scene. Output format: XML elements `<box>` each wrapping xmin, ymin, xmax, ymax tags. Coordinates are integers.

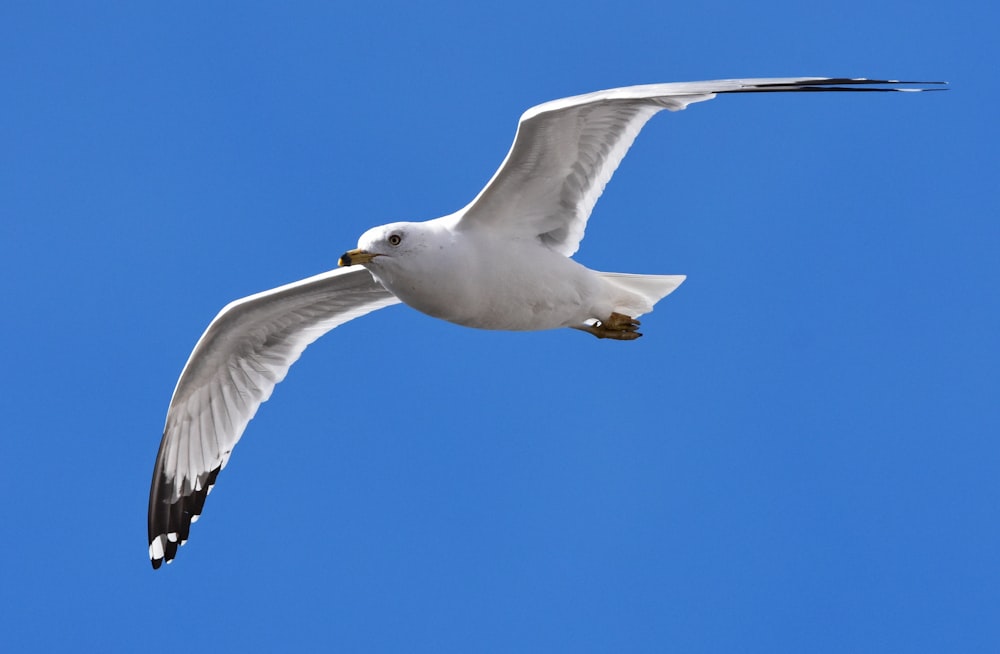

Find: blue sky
<box><xmin>1</xmin><ymin>2</ymin><xmax>996</xmax><ymax>652</ymax></box>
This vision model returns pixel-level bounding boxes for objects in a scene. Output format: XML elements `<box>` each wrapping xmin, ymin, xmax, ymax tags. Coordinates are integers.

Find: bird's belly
<box><xmin>378</xmin><ymin>253</ymin><xmax>603</xmax><ymax>332</ymax></box>
<box><xmin>442</xmin><ymin>285</ymin><xmax>587</xmax><ymax>331</ymax></box>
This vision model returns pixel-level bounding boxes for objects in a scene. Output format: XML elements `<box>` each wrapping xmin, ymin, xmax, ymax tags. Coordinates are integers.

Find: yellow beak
<box><xmin>338</xmin><ymin>249</ymin><xmax>379</xmax><ymax>267</ymax></box>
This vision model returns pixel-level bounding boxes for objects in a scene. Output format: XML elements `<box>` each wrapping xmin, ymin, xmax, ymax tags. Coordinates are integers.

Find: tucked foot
<box><xmin>572</xmin><ymin>312</ymin><xmax>643</xmax><ymax>340</ymax></box>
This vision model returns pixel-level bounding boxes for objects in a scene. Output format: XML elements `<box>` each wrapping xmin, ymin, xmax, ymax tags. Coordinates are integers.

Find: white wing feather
<box><xmin>148</xmin><ymin>266</ymin><xmax>400</xmax><ymax>567</ymax></box>
<box><xmin>455</xmin><ymin>77</ymin><xmax>941</xmax><ymax>256</ymax></box>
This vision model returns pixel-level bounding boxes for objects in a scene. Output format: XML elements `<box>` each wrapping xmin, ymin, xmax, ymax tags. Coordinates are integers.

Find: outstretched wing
<box><xmin>455</xmin><ymin>77</ymin><xmax>944</xmax><ymax>257</ymax></box>
<box><xmin>148</xmin><ymin>266</ymin><xmax>400</xmax><ymax>568</ymax></box>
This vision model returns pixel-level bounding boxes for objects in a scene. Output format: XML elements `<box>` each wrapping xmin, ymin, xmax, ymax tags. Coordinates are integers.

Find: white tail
<box><xmin>598</xmin><ymin>272</ymin><xmax>686</xmax><ymax>318</ymax></box>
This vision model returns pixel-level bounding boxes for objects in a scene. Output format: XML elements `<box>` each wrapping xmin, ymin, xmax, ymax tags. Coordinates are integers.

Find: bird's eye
<box><xmin>388</xmin><ymin>233</ymin><xmax>402</xmax><ymax>246</ymax></box>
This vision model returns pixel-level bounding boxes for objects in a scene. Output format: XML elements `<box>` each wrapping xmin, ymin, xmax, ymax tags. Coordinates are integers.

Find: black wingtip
<box><xmin>721</xmin><ymin>78</ymin><xmax>948</xmax><ymax>94</ymax></box>
<box><xmin>149</xmin><ymin>440</ymin><xmax>223</xmax><ymax>569</ymax></box>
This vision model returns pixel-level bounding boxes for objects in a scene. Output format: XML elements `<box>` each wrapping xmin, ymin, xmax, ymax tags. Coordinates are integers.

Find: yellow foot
<box><xmin>572</xmin><ymin>312</ymin><xmax>642</xmax><ymax>340</ymax></box>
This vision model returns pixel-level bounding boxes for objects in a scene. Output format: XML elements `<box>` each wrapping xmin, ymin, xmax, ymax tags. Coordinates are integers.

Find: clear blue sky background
<box><xmin>1</xmin><ymin>2</ymin><xmax>995</xmax><ymax>652</ymax></box>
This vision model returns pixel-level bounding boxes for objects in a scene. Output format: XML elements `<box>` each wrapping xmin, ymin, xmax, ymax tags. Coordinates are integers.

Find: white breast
<box><xmin>372</xmin><ymin>231</ymin><xmax>605</xmax><ymax>331</ymax></box>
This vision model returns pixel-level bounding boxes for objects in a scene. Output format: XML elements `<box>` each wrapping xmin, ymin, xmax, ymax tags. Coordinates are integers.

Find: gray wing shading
<box><xmin>455</xmin><ymin>77</ymin><xmax>944</xmax><ymax>257</ymax></box>
<box><xmin>148</xmin><ymin>266</ymin><xmax>400</xmax><ymax>568</ymax></box>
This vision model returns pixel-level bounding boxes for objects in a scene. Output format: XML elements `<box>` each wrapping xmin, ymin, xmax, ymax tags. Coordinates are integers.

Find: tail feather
<box><xmin>598</xmin><ymin>272</ymin><xmax>686</xmax><ymax>318</ymax></box>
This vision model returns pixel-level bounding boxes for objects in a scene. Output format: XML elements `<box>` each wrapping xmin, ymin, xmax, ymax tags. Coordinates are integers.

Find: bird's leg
<box><xmin>572</xmin><ymin>312</ymin><xmax>642</xmax><ymax>340</ymax></box>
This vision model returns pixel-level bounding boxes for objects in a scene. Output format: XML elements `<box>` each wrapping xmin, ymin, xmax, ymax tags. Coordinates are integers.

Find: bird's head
<box><xmin>339</xmin><ymin>222</ymin><xmax>418</xmax><ymax>268</ymax></box>
<box><xmin>338</xmin><ymin>221</ymin><xmax>450</xmax><ymax>276</ymax></box>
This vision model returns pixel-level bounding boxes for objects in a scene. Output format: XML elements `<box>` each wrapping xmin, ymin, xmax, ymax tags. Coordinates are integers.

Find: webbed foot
<box><xmin>572</xmin><ymin>312</ymin><xmax>642</xmax><ymax>340</ymax></box>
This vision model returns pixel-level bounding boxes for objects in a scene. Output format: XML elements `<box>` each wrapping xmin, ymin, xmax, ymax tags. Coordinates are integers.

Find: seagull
<box><xmin>148</xmin><ymin>77</ymin><xmax>943</xmax><ymax>568</ymax></box>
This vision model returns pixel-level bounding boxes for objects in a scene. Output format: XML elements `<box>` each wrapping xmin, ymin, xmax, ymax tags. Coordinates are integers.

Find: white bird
<box><xmin>148</xmin><ymin>77</ymin><xmax>943</xmax><ymax>568</ymax></box>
